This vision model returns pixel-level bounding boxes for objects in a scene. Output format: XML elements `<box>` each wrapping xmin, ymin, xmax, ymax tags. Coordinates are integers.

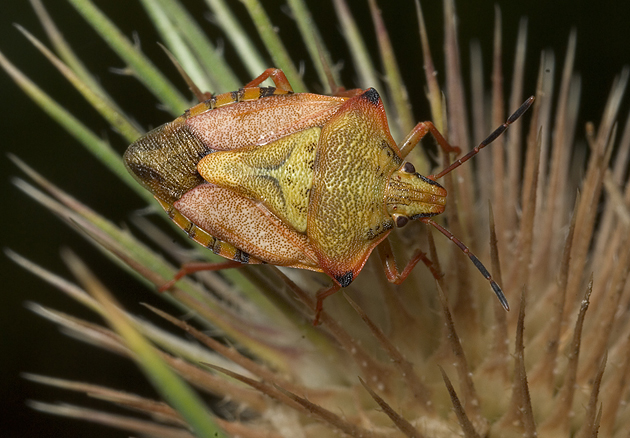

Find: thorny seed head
<box><xmin>3</xmin><ymin>1</ymin><xmax>630</xmax><ymax>437</ymax></box>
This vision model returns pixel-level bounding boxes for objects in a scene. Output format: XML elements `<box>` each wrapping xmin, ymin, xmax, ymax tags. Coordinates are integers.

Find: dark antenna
<box><xmin>431</xmin><ymin>96</ymin><xmax>535</xmax><ymax>180</ymax></box>
<box><xmin>422</xmin><ymin>218</ymin><xmax>509</xmax><ymax>310</ymax></box>
<box><xmin>425</xmin><ymin>96</ymin><xmax>535</xmax><ymax>310</ymax></box>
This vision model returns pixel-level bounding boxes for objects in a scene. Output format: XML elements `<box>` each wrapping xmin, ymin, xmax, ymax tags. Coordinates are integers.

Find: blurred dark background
<box><xmin>1</xmin><ymin>1</ymin><xmax>629</xmax><ymax>436</ymax></box>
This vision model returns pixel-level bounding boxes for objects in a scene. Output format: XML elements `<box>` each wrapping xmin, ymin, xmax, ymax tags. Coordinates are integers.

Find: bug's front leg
<box><xmin>398</xmin><ymin>121</ymin><xmax>461</xmax><ymax>161</ymax></box>
<box><xmin>377</xmin><ymin>238</ymin><xmax>442</xmax><ymax>284</ymax></box>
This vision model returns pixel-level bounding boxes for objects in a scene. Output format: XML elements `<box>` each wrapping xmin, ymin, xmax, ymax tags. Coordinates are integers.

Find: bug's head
<box><xmin>385</xmin><ymin>162</ymin><xmax>447</xmax><ymax>227</ymax></box>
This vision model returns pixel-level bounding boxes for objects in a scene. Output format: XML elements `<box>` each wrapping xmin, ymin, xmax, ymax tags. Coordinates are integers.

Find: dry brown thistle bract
<box><xmin>2</xmin><ymin>0</ymin><xmax>630</xmax><ymax>437</ymax></box>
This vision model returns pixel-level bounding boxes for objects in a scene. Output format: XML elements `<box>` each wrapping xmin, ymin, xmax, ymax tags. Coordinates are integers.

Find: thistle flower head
<box><xmin>3</xmin><ymin>1</ymin><xmax>630</xmax><ymax>437</ymax></box>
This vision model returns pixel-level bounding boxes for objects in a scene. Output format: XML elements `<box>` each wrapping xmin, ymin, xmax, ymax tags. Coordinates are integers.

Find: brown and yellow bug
<box><xmin>124</xmin><ymin>68</ymin><xmax>533</xmax><ymax>324</ymax></box>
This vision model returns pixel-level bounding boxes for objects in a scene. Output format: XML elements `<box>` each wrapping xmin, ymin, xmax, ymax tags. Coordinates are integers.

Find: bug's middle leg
<box><xmin>314</xmin><ymin>283</ymin><xmax>341</xmax><ymax>326</ymax></box>
<box><xmin>377</xmin><ymin>238</ymin><xmax>442</xmax><ymax>284</ymax></box>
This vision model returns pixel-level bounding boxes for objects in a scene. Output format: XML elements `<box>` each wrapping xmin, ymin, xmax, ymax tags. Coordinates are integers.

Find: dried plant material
<box><xmin>23</xmin><ymin>374</ymin><xmax>187</xmax><ymax>427</ymax></box>
<box><xmin>493</xmin><ymin>289</ymin><xmax>535</xmax><ymax>436</ymax></box>
<box><xmin>435</xmin><ymin>282</ymin><xmax>485</xmax><ymax>432</ymax></box>
<box><xmin>345</xmin><ymin>293</ymin><xmax>431</xmax><ymax>408</ymax></box>
<box><xmin>359</xmin><ymin>377</ymin><xmax>424</xmax><ymax>438</ymax></box>
<box><xmin>575</xmin><ymin>353</ymin><xmax>607</xmax><ymax>438</ymax></box>
<box><xmin>28</xmin><ymin>401</ymin><xmax>195</xmax><ymax>438</ymax></box>
<box><xmin>539</xmin><ymin>279</ymin><xmax>593</xmax><ymax>435</ymax></box>
<box><xmin>5</xmin><ymin>0</ymin><xmax>630</xmax><ymax>437</ymax></box>
<box><xmin>439</xmin><ymin>367</ymin><xmax>482</xmax><ymax>438</ymax></box>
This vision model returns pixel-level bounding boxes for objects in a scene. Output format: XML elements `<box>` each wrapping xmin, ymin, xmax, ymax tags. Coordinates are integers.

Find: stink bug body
<box><xmin>124</xmin><ymin>68</ymin><xmax>533</xmax><ymax>324</ymax></box>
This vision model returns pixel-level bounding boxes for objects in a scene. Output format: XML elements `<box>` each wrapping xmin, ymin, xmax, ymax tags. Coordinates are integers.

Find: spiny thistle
<box><xmin>3</xmin><ymin>0</ymin><xmax>630</xmax><ymax>437</ymax></box>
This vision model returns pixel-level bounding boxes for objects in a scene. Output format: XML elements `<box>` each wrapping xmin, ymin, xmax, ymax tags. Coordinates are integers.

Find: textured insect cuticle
<box><xmin>336</xmin><ymin>271</ymin><xmax>354</xmax><ymax>287</ymax></box>
<box><xmin>361</xmin><ymin>88</ymin><xmax>381</xmax><ymax>105</ymax></box>
<box><xmin>184</xmin><ymin>222</ymin><xmax>196</xmax><ymax>238</ymax></box>
<box><xmin>258</xmin><ymin>87</ymin><xmax>277</xmax><ymax>98</ymax></box>
<box><xmin>125</xmin><ymin>68</ymin><xmax>533</xmax><ymax>327</ymax></box>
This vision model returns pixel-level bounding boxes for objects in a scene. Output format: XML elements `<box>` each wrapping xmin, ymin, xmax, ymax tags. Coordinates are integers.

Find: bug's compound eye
<box><xmin>393</xmin><ymin>214</ymin><xmax>409</xmax><ymax>228</ymax></box>
<box><xmin>402</xmin><ymin>162</ymin><xmax>416</xmax><ymax>174</ymax></box>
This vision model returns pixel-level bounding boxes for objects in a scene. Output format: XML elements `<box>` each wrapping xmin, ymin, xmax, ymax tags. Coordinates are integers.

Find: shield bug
<box><xmin>124</xmin><ymin>68</ymin><xmax>534</xmax><ymax>324</ymax></box>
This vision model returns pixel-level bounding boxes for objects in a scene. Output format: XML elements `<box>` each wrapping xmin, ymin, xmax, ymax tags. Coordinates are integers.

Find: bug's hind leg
<box><xmin>244</xmin><ymin>68</ymin><xmax>294</xmax><ymax>93</ymax></box>
<box><xmin>158</xmin><ymin>260</ymin><xmax>243</xmax><ymax>292</ymax></box>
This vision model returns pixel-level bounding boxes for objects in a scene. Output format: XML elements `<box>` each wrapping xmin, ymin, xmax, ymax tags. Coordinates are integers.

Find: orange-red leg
<box><xmin>315</xmin><ymin>237</ymin><xmax>441</xmax><ymax>326</ymax></box>
<box><xmin>398</xmin><ymin>121</ymin><xmax>461</xmax><ymax>160</ymax></box>
<box><xmin>244</xmin><ymin>68</ymin><xmax>294</xmax><ymax>92</ymax></box>
<box><xmin>329</xmin><ymin>86</ymin><xmax>364</xmax><ymax>98</ymax></box>
<box><xmin>397</xmin><ymin>96</ymin><xmax>534</xmax><ymax>180</ymax></box>
<box><xmin>377</xmin><ymin>238</ymin><xmax>443</xmax><ymax>284</ymax></box>
<box><xmin>377</xmin><ymin>224</ymin><xmax>509</xmax><ymax>311</ymax></box>
<box><xmin>314</xmin><ymin>283</ymin><xmax>341</xmax><ymax>325</ymax></box>
<box><xmin>158</xmin><ymin>260</ymin><xmax>243</xmax><ymax>292</ymax></box>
